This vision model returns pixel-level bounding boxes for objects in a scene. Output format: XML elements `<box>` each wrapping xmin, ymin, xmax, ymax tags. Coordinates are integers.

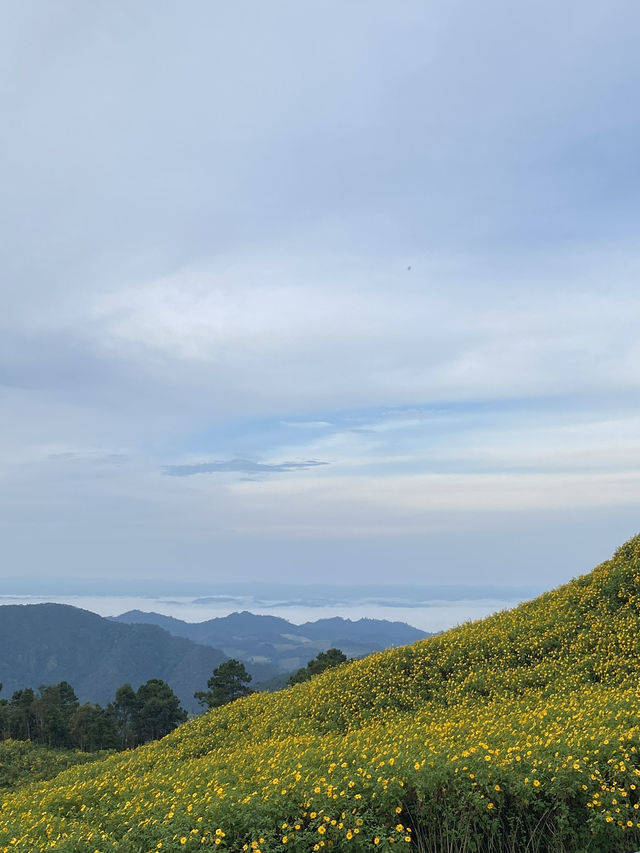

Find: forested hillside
<box><xmin>0</xmin><ymin>604</ymin><xmax>226</xmax><ymax>713</ymax></box>
<box><xmin>3</xmin><ymin>535</ymin><xmax>640</xmax><ymax>851</ymax></box>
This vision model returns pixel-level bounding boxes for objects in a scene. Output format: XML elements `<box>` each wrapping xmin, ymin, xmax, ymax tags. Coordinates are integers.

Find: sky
<box><xmin>1</xmin><ymin>1</ymin><xmax>640</xmax><ymax>595</ymax></box>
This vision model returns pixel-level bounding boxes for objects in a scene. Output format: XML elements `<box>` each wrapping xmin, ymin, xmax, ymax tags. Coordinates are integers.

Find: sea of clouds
<box><xmin>0</xmin><ymin>593</ymin><xmax>523</xmax><ymax>633</ymax></box>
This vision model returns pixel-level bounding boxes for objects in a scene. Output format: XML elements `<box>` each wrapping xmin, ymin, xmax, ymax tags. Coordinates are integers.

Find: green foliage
<box><xmin>135</xmin><ymin>678</ymin><xmax>188</xmax><ymax>743</ymax></box>
<box><xmin>69</xmin><ymin>702</ymin><xmax>119</xmax><ymax>752</ymax></box>
<box><xmin>108</xmin><ymin>679</ymin><xmax>188</xmax><ymax>747</ymax></box>
<box><xmin>287</xmin><ymin>647</ymin><xmax>348</xmax><ymax>685</ymax></box>
<box><xmin>110</xmin><ymin>682</ymin><xmax>139</xmax><ymax>749</ymax></box>
<box><xmin>4</xmin><ymin>535</ymin><xmax>640</xmax><ymax>851</ymax></box>
<box><xmin>33</xmin><ymin>681</ymin><xmax>79</xmax><ymax>747</ymax></box>
<box><xmin>195</xmin><ymin>658</ymin><xmax>253</xmax><ymax>708</ymax></box>
<box><xmin>0</xmin><ymin>679</ymin><xmax>187</xmax><ymax>754</ymax></box>
<box><xmin>6</xmin><ymin>687</ymin><xmax>37</xmax><ymax>741</ymax></box>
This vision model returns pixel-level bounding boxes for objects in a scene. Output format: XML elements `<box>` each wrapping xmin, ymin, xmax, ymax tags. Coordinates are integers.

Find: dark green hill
<box><xmin>0</xmin><ymin>604</ymin><xmax>227</xmax><ymax>713</ymax></box>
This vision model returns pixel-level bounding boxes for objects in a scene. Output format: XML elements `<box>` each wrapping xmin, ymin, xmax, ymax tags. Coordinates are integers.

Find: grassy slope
<box><xmin>0</xmin><ymin>740</ymin><xmax>109</xmax><ymax>792</ymax></box>
<box><xmin>3</xmin><ymin>535</ymin><xmax>640</xmax><ymax>852</ymax></box>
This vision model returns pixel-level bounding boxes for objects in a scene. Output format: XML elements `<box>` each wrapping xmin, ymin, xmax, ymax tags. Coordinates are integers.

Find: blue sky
<box><xmin>1</xmin><ymin>1</ymin><xmax>640</xmax><ymax>592</ymax></box>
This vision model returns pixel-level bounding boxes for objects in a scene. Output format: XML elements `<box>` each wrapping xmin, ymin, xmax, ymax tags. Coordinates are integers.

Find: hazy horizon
<box><xmin>0</xmin><ymin>590</ymin><xmax>527</xmax><ymax>635</ymax></box>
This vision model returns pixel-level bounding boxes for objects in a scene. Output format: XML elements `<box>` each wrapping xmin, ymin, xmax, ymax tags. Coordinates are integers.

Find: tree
<box><xmin>70</xmin><ymin>703</ymin><xmax>119</xmax><ymax>752</ymax></box>
<box><xmin>134</xmin><ymin>679</ymin><xmax>187</xmax><ymax>744</ymax></box>
<box><xmin>107</xmin><ymin>680</ymin><xmax>187</xmax><ymax>748</ymax></box>
<box><xmin>0</xmin><ymin>684</ymin><xmax>7</xmax><ymax>741</ymax></box>
<box><xmin>7</xmin><ymin>689</ymin><xmax>37</xmax><ymax>741</ymax></box>
<box><xmin>34</xmin><ymin>682</ymin><xmax>79</xmax><ymax>748</ymax></box>
<box><xmin>195</xmin><ymin>659</ymin><xmax>253</xmax><ymax>709</ymax></box>
<box><xmin>109</xmin><ymin>683</ymin><xmax>138</xmax><ymax>749</ymax></box>
<box><xmin>287</xmin><ymin>648</ymin><xmax>348</xmax><ymax>686</ymax></box>
<box><xmin>0</xmin><ymin>676</ymin><xmax>187</xmax><ymax>751</ymax></box>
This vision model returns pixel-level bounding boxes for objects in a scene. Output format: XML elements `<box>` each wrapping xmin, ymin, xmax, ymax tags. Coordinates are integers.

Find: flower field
<box><xmin>3</xmin><ymin>535</ymin><xmax>640</xmax><ymax>852</ymax></box>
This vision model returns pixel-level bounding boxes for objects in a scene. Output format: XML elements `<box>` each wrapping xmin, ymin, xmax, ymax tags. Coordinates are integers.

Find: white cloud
<box><xmin>68</xmin><ymin>247</ymin><xmax>640</xmax><ymax>419</ymax></box>
<box><xmin>224</xmin><ymin>470</ymin><xmax>640</xmax><ymax>536</ymax></box>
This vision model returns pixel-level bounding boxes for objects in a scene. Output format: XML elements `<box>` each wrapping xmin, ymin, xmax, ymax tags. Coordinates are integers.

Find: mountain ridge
<box><xmin>109</xmin><ymin>609</ymin><xmax>429</xmax><ymax>673</ymax></box>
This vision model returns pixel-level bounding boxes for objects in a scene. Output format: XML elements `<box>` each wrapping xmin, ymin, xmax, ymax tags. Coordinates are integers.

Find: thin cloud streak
<box><xmin>161</xmin><ymin>458</ymin><xmax>329</xmax><ymax>477</ymax></box>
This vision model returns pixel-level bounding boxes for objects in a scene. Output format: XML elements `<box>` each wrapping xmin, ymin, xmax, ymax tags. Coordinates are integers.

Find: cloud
<box><xmin>280</xmin><ymin>421</ymin><xmax>333</xmax><ymax>429</ymax></box>
<box><xmin>61</xmin><ymin>246</ymin><xmax>639</xmax><ymax>423</ymax></box>
<box><xmin>48</xmin><ymin>451</ymin><xmax>128</xmax><ymax>466</ymax></box>
<box><xmin>224</xmin><ymin>470</ymin><xmax>640</xmax><ymax>537</ymax></box>
<box><xmin>161</xmin><ymin>458</ymin><xmax>329</xmax><ymax>477</ymax></box>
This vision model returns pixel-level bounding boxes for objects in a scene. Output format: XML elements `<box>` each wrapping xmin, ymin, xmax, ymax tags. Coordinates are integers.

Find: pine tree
<box><xmin>194</xmin><ymin>659</ymin><xmax>253</xmax><ymax>709</ymax></box>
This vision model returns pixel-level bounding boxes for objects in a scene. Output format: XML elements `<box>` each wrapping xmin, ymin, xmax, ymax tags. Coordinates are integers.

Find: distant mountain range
<box><xmin>109</xmin><ymin>609</ymin><xmax>429</xmax><ymax>675</ymax></box>
<box><xmin>0</xmin><ymin>604</ymin><xmax>429</xmax><ymax>714</ymax></box>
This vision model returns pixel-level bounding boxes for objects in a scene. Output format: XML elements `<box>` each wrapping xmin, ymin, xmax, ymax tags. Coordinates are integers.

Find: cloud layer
<box><xmin>1</xmin><ymin>1</ymin><xmax>640</xmax><ymax>590</ymax></box>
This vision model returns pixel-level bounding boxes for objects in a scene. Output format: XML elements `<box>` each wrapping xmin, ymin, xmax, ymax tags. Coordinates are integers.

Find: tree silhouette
<box><xmin>195</xmin><ymin>659</ymin><xmax>253</xmax><ymax>709</ymax></box>
<box><xmin>135</xmin><ymin>679</ymin><xmax>187</xmax><ymax>743</ymax></box>
<box><xmin>109</xmin><ymin>683</ymin><xmax>138</xmax><ymax>749</ymax></box>
<box><xmin>34</xmin><ymin>682</ymin><xmax>79</xmax><ymax>747</ymax></box>
<box><xmin>8</xmin><ymin>689</ymin><xmax>37</xmax><ymax>741</ymax></box>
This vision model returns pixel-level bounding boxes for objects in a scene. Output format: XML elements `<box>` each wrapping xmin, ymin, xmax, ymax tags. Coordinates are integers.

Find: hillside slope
<box><xmin>0</xmin><ymin>740</ymin><xmax>109</xmax><ymax>792</ymax></box>
<box><xmin>0</xmin><ymin>604</ymin><xmax>226</xmax><ymax>713</ymax></box>
<box><xmin>3</xmin><ymin>536</ymin><xmax>640</xmax><ymax>852</ymax></box>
